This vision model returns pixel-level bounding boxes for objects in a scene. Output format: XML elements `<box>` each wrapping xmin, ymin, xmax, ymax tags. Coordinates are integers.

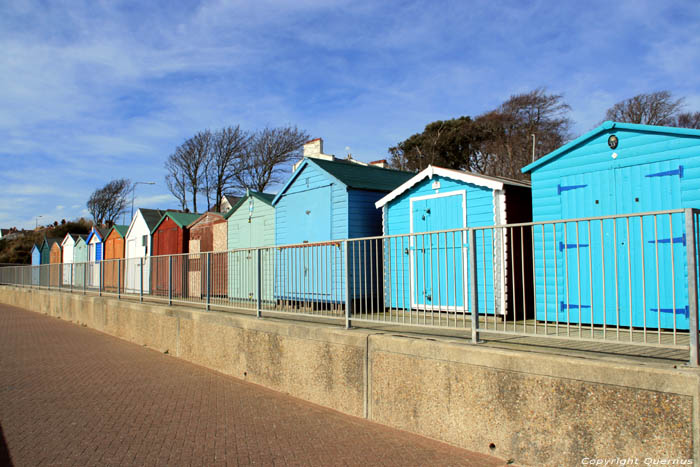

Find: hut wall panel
<box><xmin>529</xmin><ymin>128</ymin><xmax>700</xmax><ymax>329</ymax></box>
<box><xmin>103</xmin><ymin>233</ymin><xmax>125</xmax><ymax>293</ymax></box>
<box><xmin>61</xmin><ymin>240</ymin><xmax>75</xmax><ymax>286</ymax></box>
<box><xmin>151</xmin><ymin>217</ymin><xmax>188</xmax><ymax>297</ymax></box>
<box><xmin>125</xmin><ymin>212</ymin><xmax>152</xmax><ymax>294</ymax></box>
<box><xmin>275</xmin><ymin>163</ymin><xmax>349</xmax><ymax>303</ymax></box>
<box><xmin>227</xmin><ymin>199</ymin><xmax>275</xmax><ymax>302</ymax></box>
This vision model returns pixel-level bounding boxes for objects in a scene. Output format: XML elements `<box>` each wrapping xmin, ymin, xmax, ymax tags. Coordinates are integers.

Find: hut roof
<box><xmin>273</xmin><ymin>158</ymin><xmax>413</xmax><ymax>205</ymax></box>
<box><xmin>107</xmin><ymin>225</ymin><xmax>129</xmax><ymax>238</ymax></box>
<box><xmin>223</xmin><ymin>191</ymin><xmax>275</xmax><ymax>220</ymax></box>
<box><xmin>522</xmin><ymin>121</ymin><xmax>700</xmax><ymax>174</ymax></box>
<box><xmin>151</xmin><ymin>211</ymin><xmax>202</xmax><ymax>233</ymax></box>
<box><xmin>375</xmin><ymin>165</ymin><xmax>530</xmax><ymax>208</ymax></box>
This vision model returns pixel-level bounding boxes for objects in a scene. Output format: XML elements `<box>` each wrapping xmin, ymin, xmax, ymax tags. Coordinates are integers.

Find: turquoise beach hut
<box><xmin>224</xmin><ymin>190</ymin><xmax>276</xmax><ymax>303</ymax></box>
<box><xmin>522</xmin><ymin>121</ymin><xmax>700</xmax><ymax>330</ymax></box>
<box><xmin>272</xmin><ymin>139</ymin><xmax>413</xmax><ymax>305</ymax></box>
<box><xmin>375</xmin><ymin>165</ymin><xmax>532</xmax><ymax>317</ymax></box>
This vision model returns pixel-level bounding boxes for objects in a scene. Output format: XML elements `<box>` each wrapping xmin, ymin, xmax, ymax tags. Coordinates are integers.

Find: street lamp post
<box><xmin>35</xmin><ymin>215</ymin><xmax>43</xmax><ymax>229</ymax></box>
<box><xmin>130</xmin><ymin>182</ymin><xmax>156</xmax><ymax>221</ymax></box>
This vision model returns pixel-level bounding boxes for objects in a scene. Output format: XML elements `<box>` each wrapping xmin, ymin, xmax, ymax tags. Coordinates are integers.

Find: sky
<box><xmin>1</xmin><ymin>0</ymin><xmax>699</xmax><ymax>230</ymax></box>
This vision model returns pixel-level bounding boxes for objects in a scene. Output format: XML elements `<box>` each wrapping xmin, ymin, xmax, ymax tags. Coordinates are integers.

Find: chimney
<box><xmin>293</xmin><ymin>137</ymin><xmax>335</xmax><ymax>172</ymax></box>
<box><xmin>369</xmin><ymin>159</ymin><xmax>389</xmax><ymax>169</ymax></box>
<box><xmin>303</xmin><ymin>138</ymin><xmax>323</xmax><ymax>158</ymax></box>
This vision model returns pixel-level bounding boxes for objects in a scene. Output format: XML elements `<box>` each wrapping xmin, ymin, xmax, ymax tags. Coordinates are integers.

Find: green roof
<box><xmin>306</xmin><ymin>158</ymin><xmax>414</xmax><ymax>192</ymax></box>
<box><xmin>223</xmin><ymin>191</ymin><xmax>276</xmax><ymax>219</ymax></box>
<box><xmin>107</xmin><ymin>224</ymin><xmax>129</xmax><ymax>239</ymax></box>
<box><xmin>151</xmin><ymin>211</ymin><xmax>202</xmax><ymax>233</ymax></box>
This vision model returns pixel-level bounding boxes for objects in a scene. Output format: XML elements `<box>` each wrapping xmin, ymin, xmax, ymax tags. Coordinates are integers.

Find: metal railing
<box><xmin>1</xmin><ymin>208</ymin><xmax>698</xmax><ymax>365</ymax></box>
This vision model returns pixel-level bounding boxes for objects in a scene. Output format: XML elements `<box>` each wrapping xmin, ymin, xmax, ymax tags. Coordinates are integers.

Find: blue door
<box><xmin>557</xmin><ymin>169</ymin><xmax>616</xmax><ymax>325</ymax></box>
<box><xmin>278</xmin><ymin>185</ymin><xmax>335</xmax><ymax>301</ymax></box>
<box><xmin>411</xmin><ymin>193</ymin><xmax>465</xmax><ymax>310</ymax></box>
<box><xmin>615</xmin><ymin>160</ymin><xmax>686</xmax><ymax>330</ymax></box>
<box><xmin>554</xmin><ymin>160</ymin><xmax>688</xmax><ymax>329</ymax></box>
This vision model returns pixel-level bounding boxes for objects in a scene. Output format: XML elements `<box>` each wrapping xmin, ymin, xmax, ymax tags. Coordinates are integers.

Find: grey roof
<box><xmin>139</xmin><ymin>208</ymin><xmax>166</xmax><ymax>232</ymax></box>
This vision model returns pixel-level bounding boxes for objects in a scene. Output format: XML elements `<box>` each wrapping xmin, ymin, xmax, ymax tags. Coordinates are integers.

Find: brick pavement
<box><xmin>0</xmin><ymin>304</ymin><xmax>507</xmax><ymax>466</ymax></box>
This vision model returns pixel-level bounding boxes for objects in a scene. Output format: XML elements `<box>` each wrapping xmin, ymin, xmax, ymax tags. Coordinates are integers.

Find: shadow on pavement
<box><xmin>0</xmin><ymin>423</ymin><xmax>13</xmax><ymax>466</ymax></box>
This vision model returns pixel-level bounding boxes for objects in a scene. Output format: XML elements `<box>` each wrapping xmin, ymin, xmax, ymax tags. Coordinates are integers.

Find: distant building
<box><xmin>220</xmin><ymin>194</ymin><xmax>241</xmax><ymax>213</ymax></box>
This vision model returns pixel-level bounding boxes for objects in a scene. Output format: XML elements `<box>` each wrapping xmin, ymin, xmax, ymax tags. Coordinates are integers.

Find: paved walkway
<box><xmin>0</xmin><ymin>304</ymin><xmax>506</xmax><ymax>466</ymax></box>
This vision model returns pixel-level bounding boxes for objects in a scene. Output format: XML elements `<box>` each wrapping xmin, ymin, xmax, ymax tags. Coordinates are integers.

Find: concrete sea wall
<box><xmin>0</xmin><ymin>286</ymin><xmax>697</xmax><ymax>466</ymax></box>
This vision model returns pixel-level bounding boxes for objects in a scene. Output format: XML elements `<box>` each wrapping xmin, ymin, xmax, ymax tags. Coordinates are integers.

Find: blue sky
<box><xmin>1</xmin><ymin>0</ymin><xmax>699</xmax><ymax>229</ymax></box>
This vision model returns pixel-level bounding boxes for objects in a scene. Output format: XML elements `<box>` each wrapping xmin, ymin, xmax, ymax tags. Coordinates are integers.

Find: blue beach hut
<box><xmin>522</xmin><ymin>121</ymin><xmax>700</xmax><ymax>330</ymax></box>
<box><xmin>30</xmin><ymin>244</ymin><xmax>41</xmax><ymax>285</ymax></box>
<box><xmin>375</xmin><ymin>165</ymin><xmax>532</xmax><ymax>316</ymax></box>
<box><xmin>272</xmin><ymin>139</ymin><xmax>413</xmax><ymax>305</ymax></box>
<box><xmin>86</xmin><ymin>227</ymin><xmax>107</xmax><ymax>289</ymax></box>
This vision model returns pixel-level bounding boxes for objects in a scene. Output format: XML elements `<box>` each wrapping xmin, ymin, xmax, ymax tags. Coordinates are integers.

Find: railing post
<box><xmin>139</xmin><ymin>257</ymin><xmax>144</xmax><ymax>302</ymax></box>
<box><xmin>117</xmin><ymin>260</ymin><xmax>121</xmax><ymax>300</ymax></box>
<box><xmin>206</xmin><ymin>252</ymin><xmax>211</xmax><ymax>311</ymax></box>
<box><xmin>70</xmin><ymin>263</ymin><xmax>73</xmax><ymax>293</ymax></box>
<box><xmin>685</xmin><ymin>209</ymin><xmax>699</xmax><ymax>367</ymax></box>
<box><xmin>99</xmin><ymin>261</ymin><xmax>103</xmax><ymax>296</ymax></box>
<box><xmin>47</xmin><ymin>264</ymin><xmax>51</xmax><ymax>290</ymax></box>
<box><xmin>168</xmin><ymin>256</ymin><xmax>173</xmax><ymax>306</ymax></box>
<box><xmin>256</xmin><ymin>249</ymin><xmax>262</xmax><ymax>318</ymax></box>
<box><xmin>345</xmin><ymin>241</ymin><xmax>351</xmax><ymax>329</ymax></box>
<box><xmin>83</xmin><ymin>263</ymin><xmax>87</xmax><ymax>295</ymax></box>
<box><xmin>469</xmin><ymin>228</ymin><xmax>480</xmax><ymax>344</ymax></box>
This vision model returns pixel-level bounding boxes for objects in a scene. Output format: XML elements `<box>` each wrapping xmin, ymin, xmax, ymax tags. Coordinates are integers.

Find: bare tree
<box><xmin>676</xmin><ymin>111</ymin><xmax>700</xmax><ymax>129</ymax></box>
<box><xmin>475</xmin><ymin>88</ymin><xmax>572</xmax><ymax>179</ymax></box>
<box><xmin>205</xmin><ymin>126</ymin><xmax>251</xmax><ymax>211</ymax></box>
<box><xmin>165</xmin><ymin>160</ymin><xmax>188</xmax><ymax>211</ymax></box>
<box><xmin>236</xmin><ymin>126</ymin><xmax>310</xmax><ymax>192</ymax></box>
<box><xmin>605</xmin><ymin>91</ymin><xmax>685</xmax><ymax>126</ymax></box>
<box><xmin>165</xmin><ymin>130</ymin><xmax>211</xmax><ymax>213</ymax></box>
<box><xmin>86</xmin><ymin>178</ymin><xmax>133</xmax><ymax>227</ymax></box>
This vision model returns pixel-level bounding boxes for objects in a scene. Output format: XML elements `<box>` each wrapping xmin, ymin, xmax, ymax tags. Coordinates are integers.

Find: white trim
<box><xmin>61</xmin><ymin>233</ymin><xmax>76</xmax><ymax>248</ymax></box>
<box><xmin>409</xmin><ymin>190</ymin><xmax>467</xmax><ymax>312</ymax></box>
<box><xmin>493</xmin><ymin>189</ymin><xmax>508</xmax><ymax>316</ymax></box>
<box><xmin>376</xmin><ymin>165</ymin><xmax>515</xmax><ymax>209</ymax></box>
<box><xmin>125</xmin><ymin>209</ymin><xmax>142</xmax><ymax>240</ymax></box>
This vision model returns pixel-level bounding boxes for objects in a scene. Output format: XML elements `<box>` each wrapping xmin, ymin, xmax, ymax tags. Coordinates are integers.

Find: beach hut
<box><xmin>224</xmin><ymin>190</ymin><xmax>275</xmax><ymax>303</ymax></box>
<box><xmin>150</xmin><ymin>211</ymin><xmax>201</xmax><ymax>297</ymax></box>
<box><xmin>86</xmin><ymin>227</ymin><xmax>107</xmax><ymax>289</ymax></box>
<box><xmin>124</xmin><ymin>208</ymin><xmax>165</xmax><ymax>294</ymax></box>
<box><xmin>375</xmin><ymin>165</ymin><xmax>532</xmax><ymax>317</ymax></box>
<box><xmin>186</xmin><ymin>212</ymin><xmax>227</xmax><ymax>298</ymax></box>
<box><xmin>49</xmin><ymin>240</ymin><xmax>62</xmax><ymax>287</ymax></box>
<box><xmin>73</xmin><ymin>237</ymin><xmax>88</xmax><ymax>289</ymax></box>
<box><xmin>273</xmin><ymin>139</ymin><xmax>413</xmax><ymax>306</ymax></box>
<box><xmin>39</xmin><ymin>238</ymin><xmax>57</xmax><ymax>287</ymax></box>
<box><xmin>60</xmin><ymin>234</ymin><xmax>85</xmax><ymax>287</ymax></box>
<box><xmin>39</xmin><ymin>238</ymin><xmax>52</xmax><ymax>264</ymax></box>
<box><xmin>30</xmin><ymin>244</ymin><xmax>41</xmax><ymax>285</ymax></box>
<box><xmin>103</xmin><ymin>225</ymin><xmax>128</xmax><ymax>294</ymax></box>
<box><xmin>522</xmin><ymin>121</ymin><xmax>700</xmax><ymax>330</ymax></box>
